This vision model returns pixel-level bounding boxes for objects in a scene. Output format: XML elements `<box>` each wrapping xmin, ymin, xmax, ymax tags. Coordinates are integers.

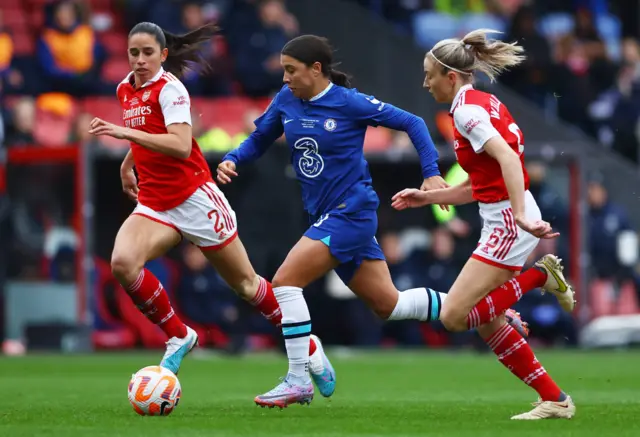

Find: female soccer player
<box><xmin>392</xmin><ymin>29</ymin><xmax>576</xmax><ymax>420</ymax></box>
<box><xmin>218</xmin><ymin>34</ymin><xmax>526</xmax><ymax>408</ymax></box>
<box><xmin>87</xmin><ymin>22</ymin><xmax>333</xmax><ymax>383</ymax></box>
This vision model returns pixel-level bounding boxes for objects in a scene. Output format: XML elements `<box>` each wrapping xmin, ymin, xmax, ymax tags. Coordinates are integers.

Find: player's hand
<box><xmin>420</xmin><ymin>176</ymin><xmax>450</xmax><ymax>211</ymax></box>
<box><xmin>391</xmin><ymin>188</ymin><xmax>432</xmax><ymax>210</ymax></box>
<box><xmin>515</xmin><ymin>217</ymin><xmax>559</xmax><ymax>239</ymax></box>
<box><xmin>120</xmin><ymin>168</ymin><xmax>139</xmax><ymax>202</ymax></box>
<box><xmin>89</xmin><ymin>117</ymin><xmax>127</xmax><ymax>139</ymax></box>
<box><xmin>216</xmin><ymin>160</ymin><xmax>238</xmax><ymax>184</ymax></box>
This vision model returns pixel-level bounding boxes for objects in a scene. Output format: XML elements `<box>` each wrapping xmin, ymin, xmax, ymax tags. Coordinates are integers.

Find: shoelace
<box><xmin>162</xmin><ymin>338</ymin><xmax>182</xmax><ymax>358</ymax></box>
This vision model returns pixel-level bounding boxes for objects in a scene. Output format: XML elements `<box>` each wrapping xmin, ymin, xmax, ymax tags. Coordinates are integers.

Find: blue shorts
<box><xmin>305</xmin><ymin>207</ymin><xmax>385</xmax><ymax>284</ymax></box>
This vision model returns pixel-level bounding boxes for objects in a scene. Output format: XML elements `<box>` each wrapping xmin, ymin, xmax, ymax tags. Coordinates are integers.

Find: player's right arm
<box><xmin>120</xmin><ymin>149</ymin><xmax>139</xmax><ymax>201</ymax></box>
<box><xmin>392</xmin><ymin>178</ymin><xmax>473</xmax><ymax>210</ymax></box>
<box><xmin>217</xmin><ymin>92</ymin><xmax>284</xmax><ymax>184</ymax></box>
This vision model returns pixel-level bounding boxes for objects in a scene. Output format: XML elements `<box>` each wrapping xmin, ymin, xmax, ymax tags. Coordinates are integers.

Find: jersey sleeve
<box><xmin>452</xmin><ymin>104</ymin><xmax>500</xmax><ymax>153</ymax></box>
<box><xmin>345</xmin><ymin>91</ymin><xmax>398</xmax><ymax>127</ymax></box>
<box><xmin>159</xmin><ymin>81</ymin><xmax>192</xmax><ymax>126</ymax></box>
<box><xmin>223</xmin><ymin>91</ymin><xmax>283</xmax><ymax>165</ymax></box>
<box><xmin>345</xmin><ymin>90</ymin><xmax>440</xmax><ymax>178</ymax></box>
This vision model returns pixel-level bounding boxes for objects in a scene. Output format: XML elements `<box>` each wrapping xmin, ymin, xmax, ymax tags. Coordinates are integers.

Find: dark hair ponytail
<box><xmin>329</xmin><ymin>68</ymin><xmax>351</xmax><ymax>88</ymax></box>
<box><xmin>129</xmin><ymin>22</ymin><xmax>218</xmax><ymax>78</ymax></box>
<box><xmin>282</xmin><ymin>35</ymin><xmax>353</xmax><ymax>88</ymax></box>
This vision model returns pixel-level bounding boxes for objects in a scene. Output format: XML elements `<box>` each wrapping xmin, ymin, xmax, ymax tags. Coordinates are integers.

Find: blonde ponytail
<box><xmin>428</xmin><ymin>29</ymin><xmax>525</xmax><ymax>82</ymax></box>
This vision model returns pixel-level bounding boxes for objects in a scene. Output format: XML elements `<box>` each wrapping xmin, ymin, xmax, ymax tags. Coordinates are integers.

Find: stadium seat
<box><xmin>0</xmin><ymin>0</ymin><xmax>22</xmax><ymax>7</ymax></box>
<box><xmin>538</xmin><ymin>13</ymin><xmax>574</xmax><ymax>40</ymax></box>
<box><xmin>33</xmin><ymin>110</ymin><xmax>74</xmax><ymax>148</ymax></box>
<box><xmin>92</xmin><ymin>257</ymin><xmax>137</xmax><ymax>349</ymax></box>
<box><xmin>100</xmin><ymin>32</ymin><xmax>127</xmax><ymax>56</ymax></box>
<box><xmin>457</xmin><ymin>13</ymin><xmax>507</xmax><ymax>39</ymax></box>
<box><xmin>101</xmin><ymin>58</ymin><xmax>131</xmax><ymax>83</ymax></box>
<box><xmin>192</xmin><ymin>97</ymin><xmax>257</xmax><ymax>135</ymax></box>
<box><xmin>158</xmin><ymin>257</ymin><xmax>210</xmax><ymax>347</ymax></box>
<box><xmin>615</xmin><ymin>281</ymin><xmax>640</xmax><ymax>315</ymax></box>
<box><xmin>363</xmin><ymin>126</ymin><xmax>392</xmax><ymax>152</ymax></box>
<box><xmin>589</xmin><ymin>279</ymin><xmax>616</xmax><ymax>319</ymax></box>
<box><xmin>30</xmin><ymin>9</ymin><xmax>45</xmax><ymax>28</ymax></box>
<box><xmin>114</xmin><ymin>284</ymin><xmax>168</xmax><ymax>349</ymax></box>
<box><xmin>11</xmin><ymin>30</ymin><xmax>35</xmax><ymax>56</ymax></box>
<box><xmin>2</xmin><ymin>7</ymin><xmax>28</xmax><ymax>30</ymax></box>
<box><xmin>597</xmin><ymin>13</ymin><xmax>622</xmax><ymax>60</ymax></box>
<box><xmin>412</xmin><ymin>11</ymin><xmax>458</xmax><ymax>49</ymax></box>
<box><xmin>81</xmin><ymin>97</ymin><xmax>129</xmax><ymax>149</ymax></box>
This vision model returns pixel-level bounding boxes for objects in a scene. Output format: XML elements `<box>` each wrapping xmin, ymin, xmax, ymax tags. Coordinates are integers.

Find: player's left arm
<box><xmin>348</xmin><ymin>92</ymin><xmax>441</xmax><ymax>181</ymax></box>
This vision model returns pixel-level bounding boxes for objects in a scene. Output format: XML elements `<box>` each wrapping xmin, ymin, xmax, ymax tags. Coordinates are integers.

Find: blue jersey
<box><xmin>224</xmin><ymin>83</ymin><xmax>440</xmax><ymax>217</ymax></box>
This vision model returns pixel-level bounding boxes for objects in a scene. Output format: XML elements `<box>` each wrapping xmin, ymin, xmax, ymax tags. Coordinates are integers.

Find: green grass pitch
<box><xmin>1</xmin><ymin>349</ymin><xmax>639</xmax><ymax>436</ymax></box>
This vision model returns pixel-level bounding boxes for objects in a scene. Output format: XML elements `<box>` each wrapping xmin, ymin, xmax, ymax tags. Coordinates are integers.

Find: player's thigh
<box><xmin>111</xmin><ymin>214</ymin><xmax>181</xmax><ymax>281</ymax></box>
<box><xmin>200</xmin><ymin>236</ymin><xmax>259</xmax><ymax>299</ymax></box>
<box><xmin>440</xmin><ymin>257</ymin><xmax>516</xmax><ymax>330</ymax></box>
<box><xmin>348</xmin><ymin>259</ymin><xmax>398</xmax><ymax>319</ymax></box>
<box><xmin>272</xmin><ymin>236</ymin><xmax>340</xmax><ymax>289</ymax></box>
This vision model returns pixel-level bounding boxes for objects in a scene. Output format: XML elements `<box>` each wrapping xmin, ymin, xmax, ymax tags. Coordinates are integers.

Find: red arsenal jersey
<box><xmin>450</xmin><ymin>84</ymin><xmax>529</xmax><ymax>204</ymax></box>
<box><xmin>117</xmin><ymin>68</ymin><xmax>211</xmax><ymax>211</ymax></box>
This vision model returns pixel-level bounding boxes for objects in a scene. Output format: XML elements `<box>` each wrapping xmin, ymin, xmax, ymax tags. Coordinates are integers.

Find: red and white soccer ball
<box><xmin>128</xmin><ymin>366</ymin><xmax>182</xmax><ymax>416</ymax></box>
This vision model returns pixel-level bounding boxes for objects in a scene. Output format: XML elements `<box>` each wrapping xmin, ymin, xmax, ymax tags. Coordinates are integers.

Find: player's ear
<box><xmin>312</xmin><ymin>61</ymin><xmax>322</xmax><ymax>77</ymax></box>
<box><xmin>447</xmin><ymin>70</ymin><xmax>458</xmax><ymax>85</ymax></box>
<box><xmin>160</xmin><ymin>47</ymin><xmax>168</xmax><ymax>63</ymax></box>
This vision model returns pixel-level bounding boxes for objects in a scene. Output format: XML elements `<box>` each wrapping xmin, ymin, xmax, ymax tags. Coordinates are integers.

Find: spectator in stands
<box><xmin>37</xmin><ymin>0</ymin><xmax>105</xmax><ymax>96</ymax></box>
<box><xmin>501</xmin><ymin>5</ymin><xmax>552</xmax><ymax>108</ymax></box>
<box><xmin>176</xmin><ymin>243</ymin><xmax>242</xmax><ymax>328</ymax></box>
<box><xmin>588</xmin><ymin>174</ymin><xmax>634</xmax><ymax>281</ymax></box>
<box><xmin>226</xmin><ymin>0</ymin><xmax>298</xmax><ymax>96</ymax></box>
<box><xmin>0</xmin><ymin>11</ymin><xmax>23</xmax><ymax>96</ymax></box>
<box><xmin>4</xmin><ymin>97</ymin><xmax>35</xmax><ymax>147</ymax></box>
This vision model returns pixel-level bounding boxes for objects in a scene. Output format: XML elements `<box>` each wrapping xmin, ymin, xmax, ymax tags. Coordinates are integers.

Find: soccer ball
<box><xmin>128</xmin><ymin>365</ymin><xmax>182</xmax><ymax>416</ymax></box>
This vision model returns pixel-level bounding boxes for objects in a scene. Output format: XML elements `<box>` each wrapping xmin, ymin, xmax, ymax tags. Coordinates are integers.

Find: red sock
<box><xmin>250</xmin><ymin>277</ymin><xmax>317</xmax><ymax>355</ymax></box>
<box><xmin>125</xmin><ymin>268</ymin><xmax>187</xmax><ymax>339</ymax></box>
<box><xmin>467</xmin><ymin>267</ymin><xmax>547</xmax><ymax>328</ymax></box>
<box><xmin>486</xmin><ymin>323</ymin><xmax>562</xmax><ymax>401</ymax></box>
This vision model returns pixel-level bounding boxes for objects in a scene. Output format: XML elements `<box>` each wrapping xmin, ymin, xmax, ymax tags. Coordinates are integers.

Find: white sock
<box><xmin>273</xmin><ymin>286</ymin><xmax>311</xmax><ymax>380</ymax></box>
<box><xmin>388</xmin><ymin>288</ymin><xmax>446</xmax><ymax>321</ymax></box>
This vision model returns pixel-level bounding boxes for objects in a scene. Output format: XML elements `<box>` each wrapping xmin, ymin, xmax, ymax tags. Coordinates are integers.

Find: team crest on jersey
<box><xmin>324</xmin><ymin>118</ymin><xmax>337</xmax><ymax>131</ymax></box>
<box><xmin>142</xmin><ymin>90</ymin><xmax>151</xmax><ymax>102</ymax></box>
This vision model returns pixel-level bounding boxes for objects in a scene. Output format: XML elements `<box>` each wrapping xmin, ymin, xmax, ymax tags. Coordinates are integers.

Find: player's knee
<box><xmin>439</xmin><ymin>306</ymin><xmax>467</xmax><ymax>332</ymax></box>
<box><xmin>272</xmin><ymin>270</ymin><xmax>296</xmax><ymax>289</ymax></box>
<box><xmin>110</xmin><ymin>252</ymin><xmax>143</xmax><ymax>286</ymax></box>
<box><xmin>371</xmin><ymin>300</ymin><xmax>395</xmax><ymax>320</ymax></box>
<box><xmin>233</xmin><ymin>275</ymin><xmax>260</xmax><ymax>300</ymax></box>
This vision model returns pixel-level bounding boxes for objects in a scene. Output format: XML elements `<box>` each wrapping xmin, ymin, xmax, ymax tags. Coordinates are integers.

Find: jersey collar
<box><xmin>128</xmin><ymin>67</ymin><xmax>165</xmax><ymax>89</ymax></box>
<box><xmin>449</xmin><ymin>84</ymin><xmax>473</xmax><ymax>113</ymax></box>
<box><xmin>309</xmin><ymin>82</ymin><xmax>334</xmax><ymax>101</ymax></box>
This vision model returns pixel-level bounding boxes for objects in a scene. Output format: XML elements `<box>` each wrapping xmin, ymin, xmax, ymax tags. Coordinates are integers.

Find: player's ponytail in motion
<box><xmin>428</xmin><ymin>29</ymin><xmax>525</xmax><ymax>82</ymax></box>
<box><xmin>129</xmin><ymin>22</ymin><xmax>219</xmax><ymax>78</ymax></box>
<box><xmin>282</xmin><ymin>35</ymin><xmax>352</xmax><ymax>88</ymax></box>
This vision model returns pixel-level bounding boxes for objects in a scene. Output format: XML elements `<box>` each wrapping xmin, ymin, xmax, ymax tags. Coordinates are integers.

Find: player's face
<box><xmin>128</xmin><ymin>33</ymin><xmax>168</xmax><ymax>85</ymax></box>
<box><xmin>423</xmin><ymin>57</ymin><xmax>457</xmax><ymax>104</ymax></box>
<box><xmin>281</xmin><ymin>54</ymin><xmax>317</xmax><ymax>99</ymax></box>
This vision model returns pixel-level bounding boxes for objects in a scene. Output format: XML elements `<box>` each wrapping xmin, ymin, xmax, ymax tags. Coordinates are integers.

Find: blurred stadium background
<box><xmin>1</xmin><ymin>0</ymin><xmax>640</xmax><ymax>359</ymax></box>
<box><xmin>4</xmin><ymin>1</ymin><xmax>640</xmax><ymax>435</ymax></box>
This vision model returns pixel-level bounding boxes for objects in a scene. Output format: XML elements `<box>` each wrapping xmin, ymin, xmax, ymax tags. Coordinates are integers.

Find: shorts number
<box><xmin>313</xmin><ymin>214</ymin><xmax>330</xmax><ymax>228</ymax></box>
<box><xmin>485</xmin><ymin>228</ymin><xmax>505</xmax><ymax>251</ymax></box>
<box><xmin>508</xmin><ymin>123</ymin><xmax>524</xmax><ymax>155</ymax></box>
<box><xmin>207</xmin><ymin>209</ymin><xmax>225</xmax><ymax>233</ymax></box>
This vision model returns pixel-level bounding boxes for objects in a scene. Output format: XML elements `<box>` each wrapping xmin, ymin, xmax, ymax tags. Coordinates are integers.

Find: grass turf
<box><xmin>0</xmin><ymin>350</ymin><xmax>638</xmax><ymax>436</ymax></box>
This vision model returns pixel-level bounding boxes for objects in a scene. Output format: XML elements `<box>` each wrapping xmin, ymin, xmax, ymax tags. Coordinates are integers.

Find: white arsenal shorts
<box><xmin>472</xmin><ymin>190</ymin><xmax>541</xmax><ymax>271</ymax></box>
<box><xmin>132</xmin><ymin>182</ymin><xmax>238</xmax><ymax>251</ymax></box>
